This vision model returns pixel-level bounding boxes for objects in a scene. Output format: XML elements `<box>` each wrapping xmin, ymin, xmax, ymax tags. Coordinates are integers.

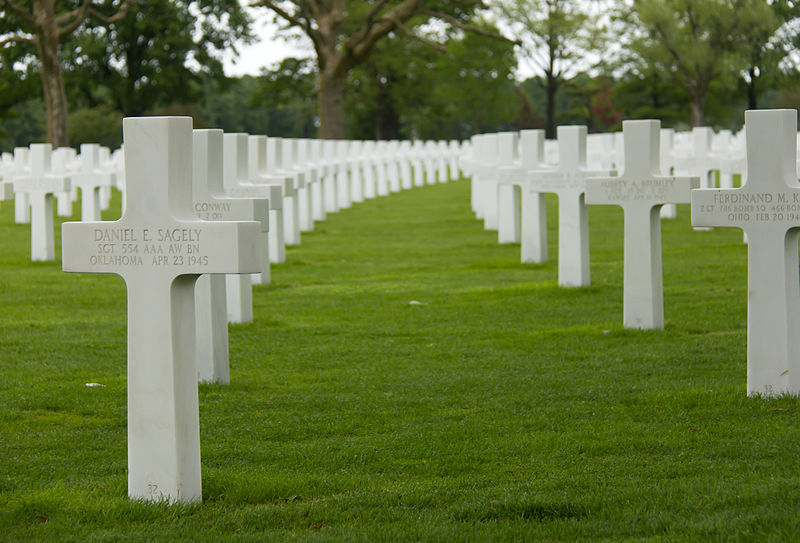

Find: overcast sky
<box><xmin>222</xmin><ymin>11</ymin><xmax>312</xmax><ymax>77</ymax></box>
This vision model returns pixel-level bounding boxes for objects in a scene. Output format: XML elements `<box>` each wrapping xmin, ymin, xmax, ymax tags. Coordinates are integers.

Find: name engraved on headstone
<box><xmin>695</xmin><ymin>192</ymin><xmax>800</xmax><ymax>225</ymax></box>
<box><xmin>596</xmin><ymin>179</ymin><xmax>674</xmax><ymax>202</ymax></box>
<box><xmin>193</xmin><ymin>201</ymin><xmax>234</xmax><ymax>221</ymax></box>
<box><xmin>87</xmin><ymin>227</ymin><xmax>209</xmax><ymax>268</ymax></box>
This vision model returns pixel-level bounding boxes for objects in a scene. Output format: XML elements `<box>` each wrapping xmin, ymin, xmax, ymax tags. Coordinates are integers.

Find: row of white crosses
<box><xmin>51</xmin><ymin>117</ymin><xmax>463</xmax><ymax>504</ymax></box>
<box><xmin>467</xmin><ymin>109</ymin><xmax>800</xmax><ymax>399</ymax></box>
<box><xmin>1</xmin><ymin>134</ymin><xmax>463</xmax><ymax>267</ymax></box>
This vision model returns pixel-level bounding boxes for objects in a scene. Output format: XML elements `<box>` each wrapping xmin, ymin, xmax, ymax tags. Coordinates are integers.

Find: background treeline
<box><xmin>1</xmin><ymin>0</ymin><xmax>799</xmax><ymax>151</ymax></box>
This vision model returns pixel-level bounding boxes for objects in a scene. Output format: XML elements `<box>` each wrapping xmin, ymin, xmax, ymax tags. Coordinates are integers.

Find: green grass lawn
<box><xmin>1</xmin><ymin>179</ymin><xmax>799</xmax><ymax>541</ymax></box>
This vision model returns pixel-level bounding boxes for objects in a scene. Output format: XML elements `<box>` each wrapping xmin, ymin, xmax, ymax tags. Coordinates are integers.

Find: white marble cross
<box><xmin>62</xmin><ymin>116</ymin><xmax>261</xmax><ymax>502</ymax></box>
<box><xmin>519</xmin><ymin>130</ymin><xmax>550</xmax><ymax>264</ymax></box>
<box><xmin>75</xmin><ymin>144</ymin><xmax>116</xmax><ymax>221</ymax></box>
<box><xmin>387</xmin><ymin>142</ymin><xmax>402</xmax><ymax>193</ymax></box>
<box><xmin>692</xmin><ymin>109</ymin><xmax>800</xmax><ymax>396</ymax></box>
<box><xmin>659</xmin><ymin>129</ymin><xmax>678</xmax><ymax>219</ymax></box>
<box><xmin>309</xmin><ymin>139</ymin><xmax>328</xmax><ymax>221</ymax></box>
<box><xmin>471</xmin><ymin>134</ymin><xmax>499</xmax><ymax>229</ymax></box>
<box><xmin>358</xmin><ymin>141</ymin><xmax>375</xmax><ymax>200</ymax></box>
<box><xmin>335</xmin><ymin>140</ymin><xmax>355</xmax><ymax>205</ymax></box>
<box><xmin>449</xmin><ymin>140</ymin><xmax>461</xmax><ymax>180</ymax></box>
<box><xmin>280</xmin><ymin>138</ymin><xmax>307</xmax><ymax>241</ymax></box>
<box><xmin>527</xmin><ymin>126</ymin><xmax>613</xmax><ymax>287</ymax></box>
<box><xmin>346</xmin><ymin>141</ymin><xmax>365</xmax><ymax>202</ymax></box>
<box><xmin>321</xmin><ymin>140</ymin><xmax>340</xmax><ymax>213</ymax></box>
<box><xmin>437</xmin><ymin>141</ymin><xmax>449</xmax><ymax>182</ymax></box>
<box><xmin>691</xmin><ymin>127</ymin><xmax>719</xmax><ymax>189</ymax></box>
<box><xmin>423</xmin><ymin>141</ymin><xmax>438</xmax><ymax>185</ymax></box>
<box><xmin>267</xmin><ymin>137</ymin><xmax>303</xmax><ymax>244</ymax></box>
<box><xmin>586</xmin><ymin>120</ymin><xmax>698</xmax><ymax>329</ymax></box>
<box><xmin>223</xmin><ymin>133</ymin><xmax>270</xmax><ymax>324</ymax></box>
<box><xmin>496</xmin><ymin>132</ymin><xmax>523</xmax><ymax>244</ymax></box>
<box><xmin>496</xmin><ymin>130</ymin><xmax>551</xmax><ymax>254</ymax></box>
<box><xmin>53</xmin><ymin>148</ymin><xmax>78</xmax><ymax>217</ymax></box>
<box><xmin>399</xmin><ymin>141</ymin><xmax>414</xmax><ymax>190</ymax></box>
<box><xmin>193</xmin><ymin>129</ymin><xmax>269</xmax><ymax>383</ymax></box>
<box><xmin>12</xmin><ymin>144</ymin><xmax>71</xmax><ymax>261</ymax></box>
<box><xmin>248</xmin><ymin>135</ymin><xmax>288</xmax><ymax>264</ymax></box>
<box><xmin>411</xmin><ymin>141</ymin><xmax>425</xmax><ymax>188</ymax></box>
<box><xmin>13</xmin><ymin>147</ymin><xmax>31</xmax><ymax>224</ymax></box>
<box><xmin>294</xmin><ymin>138</ymin><xmax>317</xmax><ymax>230</ymax></box>
<box><xmin>374</xmin><ymin>142</ymin><xmax>390</xmax><ymax>196</ymax></box>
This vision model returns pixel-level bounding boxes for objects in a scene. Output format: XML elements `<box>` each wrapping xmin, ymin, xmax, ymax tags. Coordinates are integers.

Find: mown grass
<box><xmin>1</xmin><ymin>179</ymin><xmax>799</xmax><ymax>541</ymax></box>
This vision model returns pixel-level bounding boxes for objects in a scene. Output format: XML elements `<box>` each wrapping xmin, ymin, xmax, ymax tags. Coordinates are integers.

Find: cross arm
<box><xmin>62</xmin><ymin>219</ymin><xmax>261</xmax><ymax>276</ymax></box>
<box><xmin>691</xmin><ymin>188</ymin><xmax>754</xmax><ymax>229</ymax></box>
<box><xmin>497</xmin><ymin>165</ymin><xmax>526</xmax><ymax>186</ymax></box>
<box><xmin>586</xmin><ymin>174</ymin><xmax>698</xmax><ymax>206</ymax></box>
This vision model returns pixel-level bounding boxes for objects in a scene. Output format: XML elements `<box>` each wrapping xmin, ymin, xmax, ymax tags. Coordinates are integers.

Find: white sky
<box><xmin>222</xmin><ymin>11</ymin><xmax>313</xmax><ymax>76</ymax></box>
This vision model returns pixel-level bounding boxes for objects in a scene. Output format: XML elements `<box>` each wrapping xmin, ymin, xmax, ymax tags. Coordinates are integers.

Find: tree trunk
<box><xmin>36</xmin><ymin>8</ymin><xmax>69</xmax><ymax>147</ymax></box>
<box><xmin>545</xmin><ymin>73</ymin><xmax>558</xmax><ymax>140</ymax></box>
<box><xmin>747</xmin><ymin>67</ymin><xmax>758</xmax><ymax>110</ymax></box>
<box><xmin>690</xmin><ymin>94</ymin><xmax>704</xmax><ymax>127</ymax></box>
<box><xmin>374</xmin><ymin>83</ymin><xmax>399</xmax><ymax>140</ymax></box>
<box><xmin>318</xmin><ymin>69</ymin><xmax>346</xmax><ymax>139</ymax></box>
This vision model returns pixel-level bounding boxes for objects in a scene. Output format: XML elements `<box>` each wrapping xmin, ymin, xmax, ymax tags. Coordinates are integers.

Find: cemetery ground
<box><xmin>2</xmin><ymin>178</ymin><xmax>800</xmax><ymax>541</ymax></box>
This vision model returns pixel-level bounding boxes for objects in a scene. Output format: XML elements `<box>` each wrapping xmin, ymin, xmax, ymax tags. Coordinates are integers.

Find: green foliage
<box><xmin>625</xmin><ymin>0</ymin><xmax>778</xmax><ymax>124</ymax></box>
<box><xmin>0</xmin><ymin>98</ymin><xmax>47</xmax><ymax>152</ymax></box>
<box><xmin>2</xmin><ymin>181</ymin><xmax>800</xmax><ymax>539</ymax></box>
<box><xmin>63</xmin><ymin>0</ymin><xmax>252</xmax><ymax>116</ymax></box>
<box><xmin>609</xmin><ymin>68</ymin><xmax>691</xmax><ymax>129</ymax></box>
<box><xmin>561</xmin><ymin>74</ymin><xmax>623</xmax><ymax>133</ymax></box>
<box><xmin>345</xmin><ymin>35</ymin><xmax>438</xmax><ymax>140</ymax></box>
<box><xmin>249</xmin><ymin>58</ymin><xmax>318</xmax><ymax>138</ymax></box>
<box><xmin>346</xmin><ymin>27</ymin><xmax>519</xmax><ymax>140</ymax></box>
<box><xmin>495</xmin><ymin>0</ymin><xmax>599</xmax><ymax>136</ymax></box>
<box><xmin>0</xmin><ymin>46</ymin><xmax>44</xmax><ymax>151</ymax></box>
<box><xmin>496</xmin><ymin>0</ymin><xmax>593</xmax><ymax>77</ymax></box>
<box><xmin>67</xmin><ymin>105</ymin><xmax>123</xmax><ymax>149</ymax></box>
<box><xmin>422</xmin><ymin>27</ymin><xmax>519</xmax><ymax>138</ymax></box>
<box><xmin>200</xmin><ymin>76</ymin><xmax>278</xmax><ymax>136</ymax></box>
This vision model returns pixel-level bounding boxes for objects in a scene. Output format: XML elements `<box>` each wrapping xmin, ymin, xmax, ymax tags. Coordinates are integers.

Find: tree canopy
<box><xmin>3</xmin><ymin>0</ymin><xmax>800</xmax><ymax>150</ymax></box>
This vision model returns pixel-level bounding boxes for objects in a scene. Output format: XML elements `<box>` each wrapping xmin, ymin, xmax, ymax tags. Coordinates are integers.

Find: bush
<box><xmin>68</xmin><ymin>105</ymin><xmax>123</xmax><ymax>149</ymax></box>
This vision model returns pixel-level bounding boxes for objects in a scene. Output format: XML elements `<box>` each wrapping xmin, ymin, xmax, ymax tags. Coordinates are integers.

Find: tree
<box><xmin>562</xmin><ymin>74</ymin><xmax>622</xmax><ymax>133</ymax></box>
<box><xmin>610</xmin><ymin>66</ymin><xmax>690</xmax><ymax>127</ymax></box>
<box><xmin>249</xmin><ymin>58</ymin><xmax>318</xmax><ymax>137</ymax></box>
<box><xmin>344</xmin><ymin>23</ymin><xmax>517</xmax><ymax>140</ymax></box>
<box><xmin>422</xmin><ymin>26</ymin><xmax>518</xmax><ymax>138</ymax></box>
<box><xmin>496</xmin><ymin>0</ymin><xmax>597</xmax><ymax>138</ymax></box>
<box><xmin>626</xmin><ymin>0</ymin><xmax>777</xmax><ymax>126</ymax></box>
<box><xmin>0</xmin><ymin>0</ymin><xmax>131</xmax><ymax>146</ymax></box>
<box><xmin>345</xmin><ymin>32</ymin><xmax>439</xmax><ymax>139</ymax></box>
<box><xmin>63</xmin><ymin>0</ymin><xmax>251</xmax><ymax>116</ymax></box>
<box><xmin>253</xmin><ymin>0</ymin><xmax>510</xmax><ymax>139</ymax></box>
<box><xmin>738</xmin><ymin>0</ymin><xmax>800</xmax><ymax>110</ymax></box>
